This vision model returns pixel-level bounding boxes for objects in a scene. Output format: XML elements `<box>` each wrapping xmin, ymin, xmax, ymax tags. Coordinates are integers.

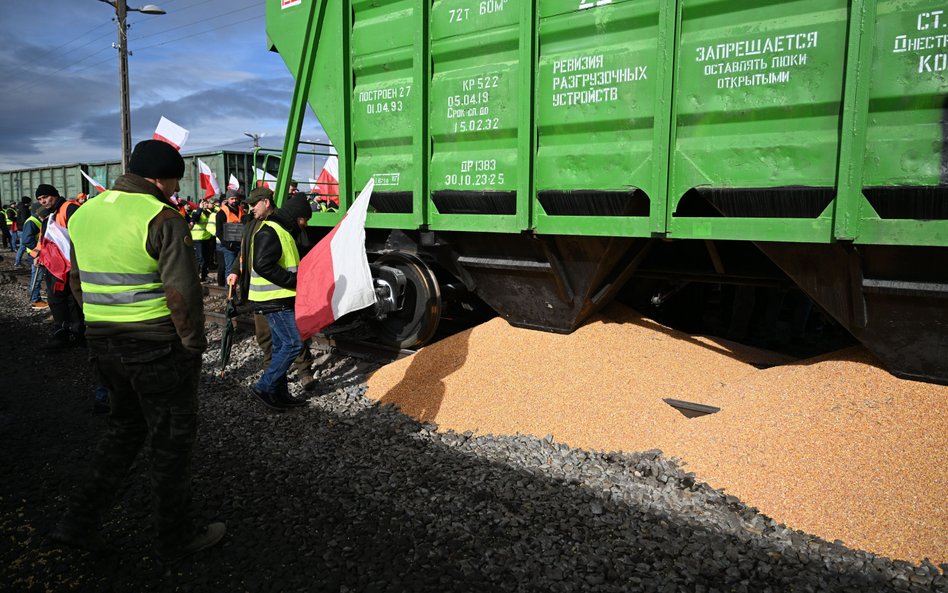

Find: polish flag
<box><xmin>38</xmin><ymin>216</ymin><xmax>72</xmax><ymax>285</ymax></box>
<box><xmin>227</xmin><ymin>174</ymin><xmax>240</xmax><ymax>191</ymax></box>
<box><xmin>198</xmin><ymin>159</ymin><xmax>221</xmax><ymax>199</ymax></box>
<box><xmin>254</xmin><ymin>167</ymin><xmax>276</xmax><ymax>188</ymax></box>
<box><xmin>79</xmin><ymin>170</ymin><xmax>106</xmax><ymax>193</ymax></box>
<box><xmin>315</xmin><ymin>155</ymin><xmax>339</xmax><ymax>206</ymax></box>
<box><xmin>152</xmin><ymin>117</ymin><xmax>189</xmax><ymax>150</ymax></box>
<box><xmin>296</xmin><ymin>179</ymin><xmax>377</xmax><ymax>340</ymax></box>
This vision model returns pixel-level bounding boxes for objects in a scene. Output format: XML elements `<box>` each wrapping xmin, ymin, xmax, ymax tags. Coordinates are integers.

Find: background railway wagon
<box><xmin>0</xmin><ymin>164</ymin><xmax>86</xmax><ymax>204</ymax></box>
<box><xmin>263</xmin><ymin>0</ymin><xmax>948</xmax><ymax>384</ymax></box>
<box><xmin>1</xmin><ymin>150</ymin><xmax>272</xmax><ymax>203</ymax></box>
<box><xmin>86</xmin><ymin>150</ymin><xmax>264</xmax><ymax>201</ymax></box>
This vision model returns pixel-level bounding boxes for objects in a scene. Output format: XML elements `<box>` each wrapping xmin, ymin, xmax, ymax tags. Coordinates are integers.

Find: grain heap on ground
<box><xmin>365</xmin><ymin>303</ymin><xmax>948</xmax><ymax>565</ymax></box>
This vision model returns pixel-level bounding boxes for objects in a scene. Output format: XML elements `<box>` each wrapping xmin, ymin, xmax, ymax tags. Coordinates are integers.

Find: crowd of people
<box><xmin>10</xmin><ymin>139</ymin><xmax>328</xmax><ymax>563</ymax></box>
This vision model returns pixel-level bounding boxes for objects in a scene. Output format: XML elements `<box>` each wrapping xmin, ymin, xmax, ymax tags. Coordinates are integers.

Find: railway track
<box><xmin>1</xmin><ymin>267</ymin><xmax>416</xmax><ymax>368</ymax></box>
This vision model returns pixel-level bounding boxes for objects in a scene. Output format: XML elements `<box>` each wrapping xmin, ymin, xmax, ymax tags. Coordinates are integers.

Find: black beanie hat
<box><xmin>35</xmin><ymin>184</ymin><xmax>60</xmax><ymax>198</ymax></box>
<box><xmin>20</xmin><ymin>196</ymin><xmax>31</xmax><ymax>205</ymax></box>
<box><xmin>281</xmin><ymin>194</ymin><xmax>313</xmax><ymax>220</ymax></box>
<box><xmin>128</xmin><ymin>139</ymin><xmax>185</xmax><ymax>179</ymax></box>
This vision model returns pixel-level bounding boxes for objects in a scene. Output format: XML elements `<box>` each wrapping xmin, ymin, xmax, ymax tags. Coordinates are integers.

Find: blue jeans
<box><xmin>10</xmin><ymin>230</ymin><xmax>20</xmax><ymax>252</ymax></box>
<box><xmin>28</xmin><ymin>256</ymin><xmax>43</xmax><ymax>303</ymax></box>
<box><xmin>14</xmin><ymin>232</ymin><xmax>25</xmax><ymax>265</ymax></box>
<box><xmin>254</xmin><ymin>309</ymin><xmax>303</xmax><ymax>395</ymax></box>
<box><xmin>221</xmin><ymin>246</ymin><xmax>238</xmax><ymax>280</ymax></box>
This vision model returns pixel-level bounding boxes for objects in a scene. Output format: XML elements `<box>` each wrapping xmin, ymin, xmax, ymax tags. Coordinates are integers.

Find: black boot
<box><xmin>274</xmin><ymin>385</ymin><xmax>308</xmax><ymax>408</ymax></box>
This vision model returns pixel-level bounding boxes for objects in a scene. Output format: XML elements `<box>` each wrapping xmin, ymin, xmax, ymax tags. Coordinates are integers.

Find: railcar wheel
<box><xmin>371</xmin><ymin>252</ymin><xmax>441</xmax><ymax>349</ymax></box>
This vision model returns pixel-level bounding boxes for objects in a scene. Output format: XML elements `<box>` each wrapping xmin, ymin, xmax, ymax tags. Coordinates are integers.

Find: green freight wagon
<box><xmin>265</xmin><ymin>0</ymin><xmax>948</xmax><ymax>384</ymax></box>
<box><xmin>2</xmin><ymin>150</ymin><xmax>261</xmax><ymax>203</ymax></box>
<box><xmin>86</xmin><ymin>150</ymin><xmax>261</xmax><ymax>201</ymax></box>
<box><xmin>0</xmin><ymin>164</ymin><xmax>87</xmax><ymax>203</ymax></box>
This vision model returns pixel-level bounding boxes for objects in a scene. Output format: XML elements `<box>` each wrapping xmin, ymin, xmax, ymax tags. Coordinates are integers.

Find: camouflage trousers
<box><xmin>64</xmin><ymin>338</ymin><xmax>201</xmax><ymax>554</ymax></box>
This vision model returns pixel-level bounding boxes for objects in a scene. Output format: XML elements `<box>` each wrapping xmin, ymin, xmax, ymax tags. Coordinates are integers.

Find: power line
<box><xmin>133</xmin><ymin>13</ymin><xmax>264</xmax><ymax>53</ymax></box>
<box><xmin>128</xmin><ymin>0</ymin><xmax>262</xmax><ymax>39</ymax></box>
<box><xmin>130</xmin><ymin>2</ymin><xmax>260</xmax><ymax>43</ymax></box>
<box><xmin>7</xmin><ymin>8</ymin><xmax>265</xmax><ymax>96</ymax></box>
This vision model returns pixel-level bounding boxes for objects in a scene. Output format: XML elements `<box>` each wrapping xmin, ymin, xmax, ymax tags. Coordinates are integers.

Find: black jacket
<box><xmin>248</xmin><ymin>209</ymin><xmax>299</xmax><ymax>314</ymax></box>
<box><xmin>16</xmin><ymin>203</ymin><xmax>30</xmax><ymax>228</ymax></box>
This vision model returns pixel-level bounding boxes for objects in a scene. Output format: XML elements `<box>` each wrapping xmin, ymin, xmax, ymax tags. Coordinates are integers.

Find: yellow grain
<box><xmin>365</xmin><ymin>303</ymin><xmax>948</xmax><ymax>564</ymax></box>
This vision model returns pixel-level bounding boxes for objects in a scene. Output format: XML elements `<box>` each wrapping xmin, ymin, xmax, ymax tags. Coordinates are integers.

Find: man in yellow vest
<box><xmin>189</xmin><ymin>197</ymin><xmax>215</xmax><ymax>282</ymax></box>
<box><xmin>228</xmin><ymin>187</ymin><xmax>313</xmax><ymax>410</ymax></box>
<box><xmin>52</xmin><ymin>139</ymin><xmax>225</xmax><ymax>562</ymax></box>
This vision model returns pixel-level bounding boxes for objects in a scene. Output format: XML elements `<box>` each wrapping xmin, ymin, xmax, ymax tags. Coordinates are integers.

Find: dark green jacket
<box><xmin>68</xmin><ymin>174</ymin><xmax>207</xmax><ymax>355</ymax></box>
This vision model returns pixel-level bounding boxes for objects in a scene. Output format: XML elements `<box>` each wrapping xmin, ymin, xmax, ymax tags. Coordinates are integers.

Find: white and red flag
<box><xmin>198</xmin><ymin>159</ymin><xmax>221</xmax><ymax>199</ymax></box>
<box><xmin>254</xmin><ymin>167</ymin><xmax>276</xmax><ymax>188</ymax></box>
<box><xmin>227</xmin><ymin>174</ymin><xmax>240</xmax><ymax>191</ymax></box>
<box><xmin>79</xmin><ymin>170</ymin><xmax>106</xmax><ymax>194</ymax></box>
<box><xmin>38</xmin><ymin>216</ymin><xmax>71</xmax><ymax>286</ymax></box>
<box><xmin>295</xmin><ymin>178</ymin><xmax>377</xmax><ymax>340</ymax></box>
<box><xmin>315</xmin><ymin>155</ymin><xmax>339</xmax><ymax>206</ymax></box>
<box><xmin>152</xmin><ymin>117</ymin><xmax>189</xmax><ymax>150</ymax></box>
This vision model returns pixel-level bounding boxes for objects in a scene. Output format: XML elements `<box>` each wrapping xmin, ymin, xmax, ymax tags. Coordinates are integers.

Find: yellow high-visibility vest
<box><xmin>69</xmin><ymin>190</ymin><xmax>175</xmax><ymax>323</ymax></box>
<box><xmin>248</xmin><ymin>220</ymin><xmax>299</xmax><ymax>302</ymax></box>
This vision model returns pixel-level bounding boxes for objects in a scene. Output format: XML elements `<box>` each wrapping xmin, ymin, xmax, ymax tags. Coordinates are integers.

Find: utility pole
<box><xmin>98</xmin><ymin>0</ymin><xmax>165</xmax><ymax>172</ymax></box>
<box><xmin>116</xmin><ymin>0</ymin><xmax>131</xmax><ymax>172</ymax></box>
<box><xmin>244</xmin><ymin>132</ymin><xmax>262</xmax><ymax>149</ymax></box>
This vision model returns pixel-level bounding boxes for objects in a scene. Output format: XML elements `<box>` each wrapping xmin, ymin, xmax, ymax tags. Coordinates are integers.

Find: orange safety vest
<box><xmin>223</xmin><ymin>204</ymin><xmax>245</xmax><ymax>223</ymax></box>
<box><xmin>54</xmin><ymin>201</ymin><xmax>72</xmax><ymax>228</ymax></box>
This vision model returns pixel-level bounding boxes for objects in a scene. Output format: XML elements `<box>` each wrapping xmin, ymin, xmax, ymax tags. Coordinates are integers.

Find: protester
<box><xmin>189</xmin><ymin>197</ymin><xmax>215</xmax><ymax>282</ymax></box>
<box><xmin>22</xmin><ymin>201</ymin><xmax>48</xmax><ymax>310</ymax></box>
<box><xmin>227</xmin><ymin>187</ymin><xmax>317</xmax><ymax>397</ymax></box>
<box><xmin>5</xmin><ymin>202</ymin><xmax>19</xmax><ymax>254</ymax></box>
<box><xmin>227</xmin><ymin>188</ymin><xmax>313</xmax><ymax>410</ymax></box>
<box><xmin>14</xmin><ymin>196</ymin><xmax>31</xmax><ymax>267</ymax></box>
<box><xmin>35</xmin><ymin>184</ymin><xmax>84</xmax><ymax>348</ymax></box>
<box><xmin>0</xmin><ymin>204</ymin><xmax>10</xmax><ymax>250</ymax></box>
<box><xmin>215</xmin><ymin>189</ymin><xmax>244</xmax><ymax>286</ymax></box>
<box><xmin>52</xmin><ymin>139</ymin><xmax>225</xmax><ymax>561</ymax></box>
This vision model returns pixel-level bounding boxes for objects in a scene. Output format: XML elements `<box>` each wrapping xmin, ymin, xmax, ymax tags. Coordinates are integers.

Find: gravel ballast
<box><xmin>0</xmin><ymin>269</ymin><xmax>944</xmax><ymax>592</ymax></box>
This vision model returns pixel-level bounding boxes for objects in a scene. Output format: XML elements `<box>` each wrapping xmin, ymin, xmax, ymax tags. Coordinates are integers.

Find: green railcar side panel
<box><xmin>668</xmin><ymin>0</ymin><xmax>849</xmax><ymax>242</ymax></box>
<box><xmin>427</xmin><ymin>0</ymin><xmax>523</xmax><ymax>232</ymax></box>
<box><xmin>864</xmin><ymin>1</ymin><xmax>946</xmax><ymax>187</ymax></box>
<box><xmin>853</xmin><ymin>0</ymin><xmax>948</xmax><ymax>245</ymax></box>
<box><xmin>534</xmin><ymin>0</ymin><xmax>667</xmax><ymax>237</ymax></box>
<box><xmin>351</xmin><ymin>0</ymin><xmax>420</xmax><ymax>215</ymax></box>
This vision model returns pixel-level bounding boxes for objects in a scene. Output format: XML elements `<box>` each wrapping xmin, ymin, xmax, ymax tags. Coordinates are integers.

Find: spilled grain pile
<box><xmin>365</xmin><ymin>303</ymin><xmax>948</xmax><ymax>564</ymax></box>
<box><xmin>665</xmin><ymin>347</ymin><xmax>948</xmax><ymax>566</ymax></box>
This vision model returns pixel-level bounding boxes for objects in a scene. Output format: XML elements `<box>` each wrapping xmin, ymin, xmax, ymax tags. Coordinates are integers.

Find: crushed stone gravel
<box><xmin>0</xmin><ymin>266</ymin><xmax>944</xmax><ymax>592</ymax></box>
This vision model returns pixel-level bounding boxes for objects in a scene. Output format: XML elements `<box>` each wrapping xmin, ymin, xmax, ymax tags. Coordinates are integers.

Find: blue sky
<box><xmin>0</xmin><ymin>0</ymin><xmax>325</xmax><ymax>173</ymax></box>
